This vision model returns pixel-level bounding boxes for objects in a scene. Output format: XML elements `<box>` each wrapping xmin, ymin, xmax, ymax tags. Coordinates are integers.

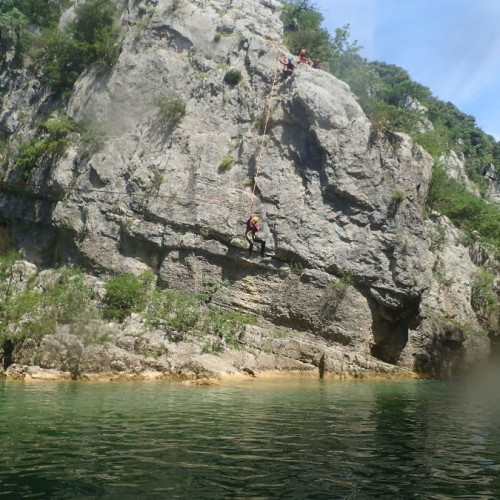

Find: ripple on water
<box><xmin>1</xmin><ymin>378</ymin><xmax>500</xmax><ymax>499</ymax></box>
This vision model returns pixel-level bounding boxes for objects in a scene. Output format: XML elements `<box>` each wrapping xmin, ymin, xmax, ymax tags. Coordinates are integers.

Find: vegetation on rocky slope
<box><xmin>281</xmin><ymin>0</ymin><xmax>500</xmax><ymax>253</ymax></box>
<box><xmin>0</xmin><ymin>0</ymin><xmax>120</xmax><ymax>94</ymax></box>
<box><xmin>0</xmin><ymin>253</ymin><xmax>256</xmax><ymax>350</ymax></box>
<box><xmin>281</xmin><ymin>0</ymin><xmax>500</xmax><ymax>338</ymax></box>
<box><xmin>426</xmin><ymin>167</ymin><xmax>500</xmax><ymax>252</ymax></box>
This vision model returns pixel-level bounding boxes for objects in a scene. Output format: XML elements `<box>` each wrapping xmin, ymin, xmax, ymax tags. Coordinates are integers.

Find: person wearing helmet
<box><xmin>280</xmin><ymin>56</ymin><xmax>296</xmax><ymax>77</ymax></box>
<box><xmin>312</xmin><ymin>58</ymin><xmax>322</xmax><ymax>70</ymax></box>
<box><xmin>245</xmin><ymin>215</ymin><xmax>266</xmax><ymax>258</ymax></box>
<box><xmin>297</xmin><ymin>49</ymin><xmax>309</xmax><ymax>65</ymax></box>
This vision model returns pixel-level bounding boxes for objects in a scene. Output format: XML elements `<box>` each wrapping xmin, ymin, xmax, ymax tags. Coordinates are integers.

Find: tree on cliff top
<box><xmin>0</xmin><ymin>0</ymin><xmax>68</xmax><ymax>56</ymax></box>
<box><xmin>1</xmin><ymin>0</ymin><xmax>120</xmax><ymax>95</ymax></box>
<box><xmin>280</xmin><ymin>0</ymin><xmax>361</xmax><ymax>65</ymax></box>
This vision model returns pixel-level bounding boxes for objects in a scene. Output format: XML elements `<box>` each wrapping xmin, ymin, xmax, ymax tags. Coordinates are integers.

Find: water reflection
<box><xmin>0</xmin><ymin>376</ymin><xmax>499</xmax><ymax>499</ymax></box>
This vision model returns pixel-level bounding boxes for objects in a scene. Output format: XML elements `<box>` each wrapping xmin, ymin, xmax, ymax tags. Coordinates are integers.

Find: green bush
<box><xmin>37</xmin><ymin>28</ymin><xmax>85</xmax><ymax>94</ymax></box>
<box><xmin>71</xmin><ymin>0</ymin><xmax>116</xmax><ymax>45</ymax></box>
<box><xmin>87</xmin><ymin>24</ymin><xmax>121</xmax><ymax>66</ymax></box>
<box><xmin>145</xmin><ymin>289</ymin><xmax>200</xmax><ymax>331</ymax></box>
<box><xmin>155</xmin><ymin>95</ymin><xmax>186</xmax><ymax>127</ymax></box>
<box><xmin>0</xmin><ymin>0</ymin><xmax>68</xmax><ymax>57</ymax></box>
<box><xmin>28</xmin><ymin>0</ymin><xmax>120</xmax><ymax>94</ymax></box>
<box><xmin>325</xmin><ymin>272</ymin><xmax>353</xmax><ymax>295</ymax></box>
<box><xmin>144</xmin><ymin>286</ymin><xmax>255</xmax><ymax>341</ymax></box>
<box><xmin>391</xmin><ymin>189</ymin><xmax>406</xmax><ymax>203</ymax></box>
<box><xmin>0</xmin><ymin>262</ymin><xmax>98</xmax><ymax>344</ymax></box>
<box><xmin>14</xmin><ymin>115</ymin><xmax>76</xmax><ymax>178</ymax></box>
<box><xmin>201</xmin><ymin>309</ymin><xmax>256</xmax><ymax>349</ymax></box>
<box><xmin>218</xmin><ymin>156</ymin><xmax>234</xmax><ymax>171</ymax></box>
<box><xmin>14</xmin><ymin>115</ymin><xmax>107</xmax><ymax>178</ymax></box>
<box><xmin>0</xmin><ymin>5</ymin><xmax>28</xmax><ymax>55</ymax></box>
<box><xmin>411</xmin><ymin>126</ymin><xmax>449</xmax><ymax>160</ymax></box>
<box><xmin>224</xmin><ymin>69</ymin><xmax>242</xmax><ymax>86</ymax></box>
<box><xmin>11</xmin><ymin>0</ymin><xmax>68</xmax><ymax>27</ymax></box>
<box><xmin>103</xmin><ymin>271</ymin><xmax>154</xmax><ymax>322</ymax></box>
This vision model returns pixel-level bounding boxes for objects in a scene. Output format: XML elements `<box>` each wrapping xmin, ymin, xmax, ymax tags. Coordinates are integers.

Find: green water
<box><xmin>0</xmin><ymin>376</ymin><xmax>499</xmax><ymax>499</ymax></box>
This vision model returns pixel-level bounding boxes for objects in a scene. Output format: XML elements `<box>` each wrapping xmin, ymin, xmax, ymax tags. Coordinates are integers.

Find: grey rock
<box><xmin>0</xmin><ymin>0</ymin><xmax>496</xmax><ymax>379</ymax></box>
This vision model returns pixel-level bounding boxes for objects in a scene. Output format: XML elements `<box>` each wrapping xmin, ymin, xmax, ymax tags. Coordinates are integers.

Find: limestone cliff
<box><xmin>0</xmin><ymin>0</ymin><xmax>495</xmax><ymax>379</ymax></box>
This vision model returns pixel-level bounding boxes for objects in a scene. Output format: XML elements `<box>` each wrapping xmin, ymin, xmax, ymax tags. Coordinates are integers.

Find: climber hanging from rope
<box><xmin>239</xmin><ymin>52</ymin><xmax>280</xmax><ymax>260</ymax></box>
<box><xmin>245</xmin><ymin>215</ymin><xmax>266</xmax><ymax>258</ymax></box>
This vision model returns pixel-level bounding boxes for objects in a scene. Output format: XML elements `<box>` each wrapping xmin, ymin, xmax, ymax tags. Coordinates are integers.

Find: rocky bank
<box><xmin>0</xmin><ymin>0</ymin><xmax>497</xmax><ymax>380</ymax></box>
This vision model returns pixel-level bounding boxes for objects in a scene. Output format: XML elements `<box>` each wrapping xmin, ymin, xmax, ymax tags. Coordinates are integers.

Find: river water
<box><xmin>1</xmin><ymin>374</ymin><xmax>499</xmax><ymax>499</ymax></box>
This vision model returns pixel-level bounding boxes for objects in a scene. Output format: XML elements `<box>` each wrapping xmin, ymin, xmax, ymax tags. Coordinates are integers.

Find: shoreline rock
<box><xmin>1</xmin><ymin>365</ymin><xmax>420</xmax><ymax>383</ymax></box>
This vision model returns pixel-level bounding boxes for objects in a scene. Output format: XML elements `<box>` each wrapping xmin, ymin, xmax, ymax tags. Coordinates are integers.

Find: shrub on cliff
<box><xmin>145</xmin><ymin>289</ymin><xmax>200</xmax><ymax>331</ymax></box>
<box><xmin>30</xmin><ymin>0</ymin><xmax>120</xmax><ymax>94</ymax></box>
<box><xmin>224</xmin><ymin>69</ymin><xmax>242</xmax><ymax>86</ymax></box>
<box><xmin>0</xmin><ymin>0</ymin><xmax>67</xmax><ymax>57</ymax></box>
<box><xmin>103</xmin><ymin>271</ymin><xmax>154</xmax><ymax>322</ymax></box>
<box><xmin>0</xmin><ymin>5</ymin><xmax>28</xmax><ymax>56</ymax></box>
<box><xmin>218</xmin><ymin>157</ymin><xmax>234</xmax><ymax>171</ymax></box>
<box><xmin>71</xmin><ymin>0</ymin><xmax>121</xmax><ymax>66</ymax></box>
<box><xmin>155</xmin><ymin>95</ymin><xmax>186</xmax><ymax>127</ymax></box>
<box><xmin>15</xmin><ymin>115</ymin><xmax>76</xmax><ymax>179</ymax></box>
<box><xmin>0</xmin><ymin>260</ymin><xmax>98</xmax><ymax>344</ymax></box>
<box><xmin>1</xmin><ymin>0</ymin><xmax>120</xmax><ymax>94</ymax></box>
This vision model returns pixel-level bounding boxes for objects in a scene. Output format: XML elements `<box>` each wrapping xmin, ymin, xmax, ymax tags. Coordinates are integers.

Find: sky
<box><xmin>315</xmin><ymin>0</ymin><xmax>500</xmax><ymax>140</ymax></box>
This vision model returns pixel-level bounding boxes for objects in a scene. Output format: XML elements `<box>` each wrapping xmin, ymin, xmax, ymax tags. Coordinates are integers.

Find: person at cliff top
<box><xmin>297</xmin><ymin>49</ymin><xmax>310</xmax><ymax>65</ymax></box>
<box><xmin>245</xmin><ymin>215</ymin><xmax>266</xmax><ymax>258</ymax></box>
<box><xmin>312</xmin><ymin>58</ymin><xmax>322</xmax><ymax>70</ymax></box>
<box><xmin>280</xmin><ymin>56</ymin><xmax>296</xmax><ymax>77</ymax></box>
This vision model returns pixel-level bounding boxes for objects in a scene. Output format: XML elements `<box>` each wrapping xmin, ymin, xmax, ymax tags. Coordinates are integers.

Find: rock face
<box><xmin>0</xmin><ymin>0</ymin><xmax>496</xmax><ymax>378</ymax></box>
<box><xmin>3</xmin><ymin>317</ymin><xmax>407</xmax><ymax>381</ymax></box>
<box><xmin>485</xmin><ymin>163</ymin><xmax>500</xmax><ymax>203</ymax></box>
<box><xmin>439</xmin><ymin>150</ymin><xmax>480</xmax><ymax>196</ymax></box>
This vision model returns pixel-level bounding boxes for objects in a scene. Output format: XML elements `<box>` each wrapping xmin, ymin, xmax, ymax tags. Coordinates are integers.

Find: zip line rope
<box><xmin>0</xmin><ymin>180</ymin><xmax>253</xmax><ymax>206</ymax></box>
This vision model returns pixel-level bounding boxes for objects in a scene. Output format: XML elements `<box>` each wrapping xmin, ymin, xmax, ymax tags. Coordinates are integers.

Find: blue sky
<box><xmin>315</xmin><ymin>0</ymin><xmax>500</xmax><ymax>140</ymax></box>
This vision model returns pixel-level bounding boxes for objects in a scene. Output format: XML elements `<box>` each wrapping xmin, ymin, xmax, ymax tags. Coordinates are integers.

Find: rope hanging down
<box><xmin>249</xmin><ymin>51</ymin><xmax>282</xmax><ymax>214</ymax></box>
